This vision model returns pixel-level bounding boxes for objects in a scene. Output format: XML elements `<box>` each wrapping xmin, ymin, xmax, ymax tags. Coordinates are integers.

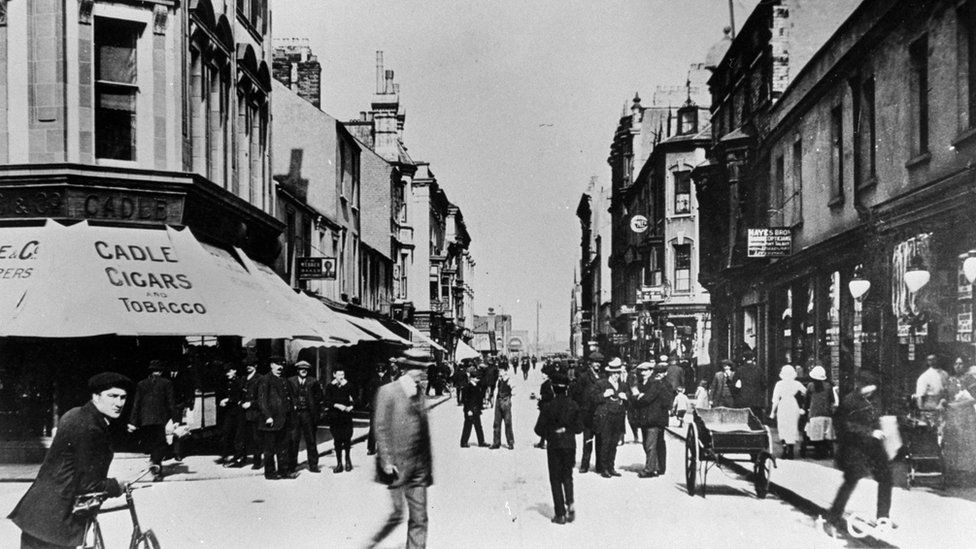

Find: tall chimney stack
<box><xmin>375</xmin><ymin>51</ymin><xmax>384</xmax><ymax>94</ymax></box>
<box><xmin>385</xmin><ymin>70</ymin><xmax>394</xmax><ymax>93</ymax></box>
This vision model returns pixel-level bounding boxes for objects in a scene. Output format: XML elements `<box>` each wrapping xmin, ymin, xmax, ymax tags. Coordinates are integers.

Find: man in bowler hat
<box><xmin>9</xmin><ymin>372</ymin><xmax>131</xmax><ymax>549</ymax></box>
<box><xmin>258</xmin><ymin>358</ymin><xmax>298</xmax><ymax>480</ymax></box>
<box><xmin>571</xmin><ymin>352</ymin><xmax>604</xmax><ymax>473</ymax></box>
<box><xmin>534</xmin><ymin>371</ymin><xmax>583</xmax><ymax>525</ymax></box>
<box><xmin>230</xmin><ymin>357</ymin><xmax>264</xmax><ymax>469</ymax></box>
<box><xmin>368</xmin><ymin>349</ymin><xmax>434</xmax><ymax>548</ymax></box>
<box><xmin>460</xmin><ymin>367</ymin><xmax>489</xmax><ymax>447</ymax></box>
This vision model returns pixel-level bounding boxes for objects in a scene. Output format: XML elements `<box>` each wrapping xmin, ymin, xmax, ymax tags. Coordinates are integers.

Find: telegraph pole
<box><xmin>728</xmin><ymin>0</ymin><xmax>737</xmax><ymax>39</ymax></box>
<box><xmin>535</xmin><ymin>300</ymin><xmax>541</xmax><ymax>356</ymax></box>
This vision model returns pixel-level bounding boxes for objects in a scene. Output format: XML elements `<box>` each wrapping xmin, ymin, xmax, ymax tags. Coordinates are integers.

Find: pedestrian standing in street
<box><xmin>623</xmin><ymin>363</ymin><xmax>641</xmax><ymax>444</ymax></box>
<box><xmin>733</xmin><ymin>356</ymin><xmax>765</xmax><ymax>419</ymax></box>
<box><xmin>289</xmin><ymin>360</ymin><xmax>324</xmax><ymax>473</ymax></box>
<box><xmin>630</xmin><ymin>362</ymin><xmax>673</xmax><ymax>478</ymax></box>
<box><xmin>368</xmin><ymin>350</ymin><xmax>433</xmax><ymax>549</ymax></box>
<box><xmin>168</xmin><ymin>359</ymin><xmax>195</xmax><ymax>462</ymax></box>
<box><xmin>693</xmin><ymin>379</ymin><xmax>710</xmax><ymax>411</ymax></box>
<box><xmin>593</xmin><ymin>358</ymin><xmax>628</xmax><ymax>477</ymax></box>
<box><xmin>709</xmin><ymin>359</ymin><xmax>736</xmax><ymax>408</ymax></box>
<box><xmin>367</xmin><ymin>359</ymin><xmax>392</xmax><ymax>456</ymax></box>
<box><xmin>534</xmin><ymin>366</ymin><xmax>556</xmax><ymax>449</ymax></box>
<box><xmin>232</xmin><ymin>358</ymin><xmax>263</xmax><ymax>469</ymax></box>
<box><xmin>534</xmin><ymin>371</ymin><xmax>583</xmax><ymax>525</ymax></box>
<box><xmin>484</xmin><ymin>359</ymin><xmax>499</xmax><ymax>408</ymax></box>
<box><xmin>665</xmin><ymin>357</ymin><xmax>685</xmax><ymax>393</ymax></box>
<box><xmin>460</xmin><ymin>368</ymin><xmax>488</xmax><ymax>447</ymax></box>
<box><xmin>571</xmin><ymin>353</ymin><xmax>603</xmax><ymax>473</ymax></box>
<box><xmin>215</xmin><ymin>361</ymin><xmax>245</xmax><ymax>466</ymax></box>
<box><xmin>324</xmin><ymin>366</ymin><xmax>356</xmax><ymax>473</ymax></box>
<box><xmin>490</xmin><ymin>365</ymin><xmax>515</xmax><ymax>449</ymax></box>
<box><xmin>823</xmin><ymin>369</ymin><xmax>895</xmax><ymax>537</ymax></box>
<box><xmin>671</xmin><ymin>386</ymin><xmax>690</xmax><ymax>427</ymax></box>
<box><xmin>258</xmin><ymin>358</ymin><xmax>298</xmax><ymax>480</ymax></box>
<box><xmin>452</xmin><ymin>361</ymin><xmax>468</xmax><ymax>406</ymax></box>
<box><xmin>8</xmin><ymin>372</ymin><xmax>131</xmax><ymax>549</ymax></box>
<box><xmin>770</xmin><ymin>364</ymin><xmax>807</xmax><ymax>459</ymax></box>
<box><xmin>127</xmin><ymin>360</ymin><xmax>176</xmax><ymax>482</ymax></box>
<box><xmin>803</xmin><ymin>365</ymin><xmax>836</xmax><ymax>459</ymax></box>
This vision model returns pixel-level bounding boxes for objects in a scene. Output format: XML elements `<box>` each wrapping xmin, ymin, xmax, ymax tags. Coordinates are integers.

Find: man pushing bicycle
<box><xmin>8</xmin><ymin>372</ymin><xmax>131</xmax><ymax>549</ymax></box>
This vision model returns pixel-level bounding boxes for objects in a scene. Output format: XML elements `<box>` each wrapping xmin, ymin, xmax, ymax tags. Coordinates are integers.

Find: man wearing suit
<box><xmin>630</xmin><ymin>362</ymin><xmax>674</xmax><ymax>478</ymax></box>
<box><xmin>368</xmin><ymin>349</ymin><xmax>433</xmax><ymax>549</ymax></box>
<box><xmin>570</xmin><ymin>352</ymin><xmax>604</xmax><ymax>473</ymax></box>
<box><xmin>9</xmin><ymin>372</ymin><xmax>131</xmax><ymax>549</ymax></box>
<box><xmin>490</xmin><ymin>365</ymin><xmax>515</xmax><ymax>450</ymax></box>
<box><xmin>734</xmin><ymin>357</ymin><xmax>765</xmax><ymax>418</ymax></box>
<box><xmin>460</xmin><ymin>369</ymin><xmax>488</xmax><ymax>447</ymax></box>
<box><xmin>230</xmin><ymin>358</ymin><xmax>264</xmax><ymax>469</ymax></box>
<box><xmin>258</xmin><ymin>358</ymin><xmax>298</xmax><ymax>480</ymax></box>
<box><xmin>288</xmin><ymin>360</ymin><xmax>324</xmax><ymax>473</ymax></box>
<box><xmin>592</xmin><ymin>358</ymin><xmax>629</xmax><ymax>477</ymax></box>
<box><xmin>709</xmin><ymin>359</ymin><xmax>736</xmax><ymax>408</ymax></box>
<box><xmin>216</xmin><ymin>361</ymin><xmax>245</xmax><ymax>466</ymax></box>
<box><xmin>534</xmin><ymin>372</ymin><xmax>583</xmax><ymax>525</ymax></box>
<box><xmin>127</xmin><ymin>360</ymin><xmax>176</xmax><ymax>482</ymax></box>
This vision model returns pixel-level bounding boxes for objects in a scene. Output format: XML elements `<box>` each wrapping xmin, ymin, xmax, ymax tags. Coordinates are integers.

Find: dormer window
<box><xmin>678</xmin><ymin>105</ymin><xmax>698</xmax><ymax>135</ymax></box>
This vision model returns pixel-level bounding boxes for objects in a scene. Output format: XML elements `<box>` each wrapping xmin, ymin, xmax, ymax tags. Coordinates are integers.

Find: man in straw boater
<box><xmin>534</xmin><ymin>369</ymin><xmax>583</xmax><ymax>525</ymax></box>
<box><xmin>592</xmin><ymin>357</ymin><xmax>629</xmax><ymax>477</ymax></box>
<box><xmin>9</xmin><ymin>372</ymin><xmax>131</xmax><ymax>549</ymax></box>
<box><xmin>368</xmin><ymin>348</ymin><xmax>434</xmax><ymax>549</ymax></box>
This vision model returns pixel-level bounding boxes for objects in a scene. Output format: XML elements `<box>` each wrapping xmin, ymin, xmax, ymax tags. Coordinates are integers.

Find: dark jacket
<box><xmin>537</xmin><ymin>379</ymin><xmax>555</xmax><ymax>409</ymax></box>
<box><xmin>242</xmin><ymin>372</ymin><xmax>264</xmax><ymax>422</ymax></box>
<box><xmin>570</xmin><ymin>367</ymin><xmax>600</xmax><ymax>428</ymax></box>
<box><xmin>461</xmin><ymin>383</ymin><xmax>484</xmax><ymax>416</ymax></box>
<box><xmin>217</xmin><ymin>376</ymin><xmax>245</xmax><ymax>411</ymax></box>
<box><xmin>323</xmin><ymin>380</ymin><xmax>355</xmax><ymax>426</ymax></box>
<box><xmin>130</xmin><ymin>375</ymin><xmax>176</xmax><ymax>427</ymax></box>
<box><xmin>257</xmin><ymin>374</ymin><xmax>294</xmax><ymax>431</ymax></box>
<box><xmin>834</xmin><ymin>389</ymin><xmax>885</xmax><ymax>478</ymax></box>
<box><xmin>631</xmin><ymin>377</ymin><xmax>673</xmax><ymax>428</ymax></box>
<box><xmin>9</xmin><ymin>402</ymin><xmax>123</xmax><ymax>547</ymax></box>
<box><xmin>592</xmin><ymin>378</ymin><xmax>628</xmax><ymax>433</ymax></box>
<box><xmin>288</xmin><ymin>375</ymin><xmax>325</xmax><ymax>422</ymax></box>
<box><xmin>709</xmin><ymin>371</ymin><xmax>735</xmax><ymax>408</ymax></box>
<box><xmin>534</xmin><ymin>394</ymin><xmax>583</xmax><ymax>449</ymax></box>
<box><xmin>734</xmin><ymin>361</ymin><xmax>765</xmax><ymax>408</ymax></box>
<box><xmin>665</xmin><ymin>364</ymin><xmax>685</xmax><ymax>393</ymax></box>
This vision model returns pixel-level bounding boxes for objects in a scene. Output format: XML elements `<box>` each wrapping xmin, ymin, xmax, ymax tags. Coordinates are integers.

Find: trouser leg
<box><xmin>580</xmin><ymin>428</ymin><xmax>593</xmax><ymax>468</ymax></box>
<box><xmin>404</xmin><ymin>485</ymin><xmax>429</xmax><ymax>549</ymax></box>
<box><xmin>473</xmin><ymin>416</ymin><xmax>485</xmax><ymax>445</ymax></box>
<box><xmin>656</xmin><ymin>427</ymin><xmax>667</xmax><ymax>474</ymax></box>
<box><xmin>868</xmin><ymin>443</ymin><xmax>893</xmax><ymax>518</ymax></box>
<box><xmin>547</xmin><ymin>449</ymin><xmax>566</xmax><ymax>517</ymax></box>
<box><xmin>368</xmin><ymin>487</ymin><xmax>406</xmax><ymax>548</ymax></box>
<box><xmin>461</xmin><ymin>417</ymin><xmax>472</xmax><ymax>445</ymax></box>
<box><xmin>594</xmin><ymin>433</ymin><xmax>604</xmax><ymax>471</ymax></box>
<box><xmin>144</xmin><ymin>425</ymin><xmax>166</xmax><ymax>467</ymax></box>
<box><xmin>828</xmin><ymin>474</ymin><xmax>860</xmax><ymax>523</ymax></box>
<box><xmin>262</xmin><ymin>431</ymin><xmax>277</xmax><ymax>476</ymax></box>
<box><xmin>560</xmin><ymin>449</ymin><xmax>574</xmax><ymax>505</ymax></box>
<box><xmin>492</xmin><ymin>402</ymin><xmax>504</xmax><ymax>445</ymax></box>
<box><xmin>299</xmin><ymin>411</ymin><xmax>318</xmax><ymax>468</ymax></box>
<box><xmin>641</xmin><ymin>427</ymin><xmax>659</xmax><ymax>473</ymax></box>
<box><xmin>504</xmin><ymin>403</ymin><xmax>514</xmax><ymax>446</ymax></box>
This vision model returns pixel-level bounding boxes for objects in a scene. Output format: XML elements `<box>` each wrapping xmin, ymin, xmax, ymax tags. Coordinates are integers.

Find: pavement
<box><xmin>0</xmin><ymin>372</ymin><xmax>973</xmax><ymax>548</ymax></box>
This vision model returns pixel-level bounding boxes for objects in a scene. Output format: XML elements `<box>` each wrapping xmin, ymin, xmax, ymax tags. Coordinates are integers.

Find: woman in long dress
<box><xmin>770</xmin><ymin>364</ymin><xmax>806</xmax><ymax>459</ymax></box>
<box><xmin>803</xmin><ymin>364</ymin><xmax>836</xmax><ymax>458</ymax></box>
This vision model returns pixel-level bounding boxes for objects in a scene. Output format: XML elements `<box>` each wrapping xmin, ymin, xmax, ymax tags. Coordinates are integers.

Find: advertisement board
<box><xmin>747</xmin><ymin>228</ymin><xmax>792</xmax><ymax>258</ymax></box>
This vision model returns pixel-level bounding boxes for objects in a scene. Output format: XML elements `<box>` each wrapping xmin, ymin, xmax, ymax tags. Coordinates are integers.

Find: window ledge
<box><xmin>856</xmin><ymin>176</ymin><xmax>877</xmax><ymax>192</ymax></box>
<box><xmin>669</xmin><ymin>212</ymin><xmax>694</xmax><ymax>219</ymax></box>
<box><xmin>905</xmin><ymin>152</ymin><xmax>931</xmax><ymax>169</ymax></box>
<box><xmin>952</xmin><ymin>127</ymin><xmax>976</xmax><ymax>149</ymax></box>
<box><xmin>828</xmin><ymin>195</ymin><xmax>845</xmax><ymax>209</ymax></box>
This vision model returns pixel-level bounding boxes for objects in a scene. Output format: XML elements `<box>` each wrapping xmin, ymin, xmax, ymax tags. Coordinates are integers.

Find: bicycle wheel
<box><xmin>136</xmin><ymin>529</ymin><xmax>161</xmax><ymax>549</ymax></box>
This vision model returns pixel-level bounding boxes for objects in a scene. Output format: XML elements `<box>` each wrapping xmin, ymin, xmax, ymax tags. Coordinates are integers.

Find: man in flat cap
<box><xmin>127</xmin><ymin>359</ymin><xmax>176</xmax><ymax>482</ymax></box>
<box><xmin>289</xmin><ymin>360</ymin><xmax>324</xmax><ymax>473</ymax></box>
<box><xmin>534</xmin><ymin>372</ymin><xmax>583</xmax><ymax>525</ymax></box>
<box><xmin>9</xmin><ymin>372</ymin><xmax>131</xmax><ymax>549</ymax></box>
<box><xmin>368</xmin><ymin>349</ymin><xmax>433</xmax><ymax>549</ymax></box>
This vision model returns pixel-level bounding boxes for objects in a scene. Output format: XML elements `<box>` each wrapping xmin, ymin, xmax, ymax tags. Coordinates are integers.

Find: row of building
<box><xmin>575</xmin><ymin>0</ymin><xmax>976</xmax><ymax>409</ymax></box>
<box><xmin>0</xmin><ymin>0</ymin><xmax>476</xmax><ymax>459</ymax></box>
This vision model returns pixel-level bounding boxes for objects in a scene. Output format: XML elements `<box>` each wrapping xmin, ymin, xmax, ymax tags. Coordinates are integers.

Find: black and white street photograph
<box><xmin>2</xmin><ymin>0</ymin><xmax>976</xmax><ymax>547</ymax></box>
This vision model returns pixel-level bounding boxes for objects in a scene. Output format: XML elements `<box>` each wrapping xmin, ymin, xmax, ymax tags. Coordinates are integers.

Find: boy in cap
<box><xmin>534</xmin><ymin>372</ymin><xmax>583</xmax><ymax>524</ymax></box>
<box><xmin>9</xmin><ymin>372</ymin><xmax>131</xmax><ymax>549</ymax></box>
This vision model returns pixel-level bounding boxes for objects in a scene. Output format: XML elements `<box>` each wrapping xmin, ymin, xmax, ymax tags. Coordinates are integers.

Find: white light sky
<box><xmin>272</xmin><ymin>0</ymin><xmax>758</xmax><ymax>348</ymax></box>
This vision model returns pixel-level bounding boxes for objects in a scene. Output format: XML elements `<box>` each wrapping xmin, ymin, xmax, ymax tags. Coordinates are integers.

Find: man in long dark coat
<box><xmin>630</xmin><ymin>362</ymin><xmax>673</xmax><ymax>477</ymax></box>
<box><xmin>734</xmin><ymin>357</ymin><xmax>765</xmax><ymax>418</ymax></box>
<box><xmin>570</xmin><ymin>353</ymin><xmax>604</xmax><ymax>473</ymax></box>
<box><xmin>288</xmin><ymin>360</ymin><xmax>324</xmax><ymax>473</ymax></box>
<box><xmin>9</xmin><ymin>373</ymin><xmax>130</xmax><ymax>549</ymax></box>
<box><xmin>215</xmin><ymin>361</ymin><xmax>245</xmax><ymax>465</ymax></box>
<box><xmin>230</xmin><ymin>357</ymin><xmax>263</xmax><ymax>469</ymax></box>
<box><xmin>460</xmin><ymin>369</ymin><xmax>488</xmax><ymax>447</ymax></box>
<box><xmin>592</xmin><ymin>358</ymin><xmax>629</xmax><ymax>477</ymax></box>
<box><xmin>534</xmin><ymin>372</ymin><xmax>583</xmax><ymax>525</ymax></box>
<box><xmin>258</xmin><ymin>358</ymin><xmax>297</xmax><ymax>480</ymax></box>
<box><xmin>127</xmin><ymin>360</ymin><xmax>176</xmax><ymax>482</ymax></box>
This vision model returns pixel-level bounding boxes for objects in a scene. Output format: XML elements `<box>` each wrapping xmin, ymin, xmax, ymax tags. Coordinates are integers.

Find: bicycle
<box><xmin>73</xmin><ymin>469</ymin><xmax>161</xmax><ymax>549</ymax></box>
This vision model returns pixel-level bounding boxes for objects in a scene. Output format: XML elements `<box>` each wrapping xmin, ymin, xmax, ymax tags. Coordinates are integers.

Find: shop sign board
<box><xmin>958</xmin><ymin>311</ymin><xmax>973</xmax><ymax>342</ymax></box>
<box><xmin>0</xmin><ymin>187</ymin><xmax>185</xmax><ymax>225</ymax></box>
<box><xmin>747</xmin><ymin>228</ymin><xmax>792</xmax><ymax>258</ymax></box>
<box><xmin>629</xmin><ymin>215</ymin><xmax>649</xmax><ymax>233</ymax></box>
<box><xmin>296</xmin><ymin>257</ymin><xmax>337</xmax><ymax>280</ymax></box>
<box><xmin>637</xmin><ymin>285</ymin><xmax>665</xmax><ymax>303</ymax></box>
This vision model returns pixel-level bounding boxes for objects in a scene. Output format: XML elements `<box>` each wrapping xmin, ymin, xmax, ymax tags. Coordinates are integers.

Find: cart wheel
<box><xmin>685</xmin><ymin>423</ymin><xmax>698</xmax><ymax>496</ymax></box>
<box><xmin>754</xmin><ymin>453</ymin><xmax>772</xmax><ymax>499</ymax></box>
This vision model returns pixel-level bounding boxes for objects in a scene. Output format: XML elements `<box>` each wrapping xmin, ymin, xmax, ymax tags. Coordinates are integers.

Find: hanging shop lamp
<box><xmin>904</xmin><ymin>253</ymin><xmax>930</xmax><ymax>293</ymax></box>
<box><xmin>848</xmin><ymin>264</ymin><xmax>871</xmax><ymax>300</ymax></box>
<box><xmin>964</xmin><ymin>254</ymin><xmax>976</xmax><ymax>284</ymax></box>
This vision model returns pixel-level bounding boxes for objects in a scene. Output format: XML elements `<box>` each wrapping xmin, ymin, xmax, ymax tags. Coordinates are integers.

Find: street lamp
<box><xmin>904</xmin><ymin>253</ymin><xmax>931</xmax><ymax>293</ymax></box>
<box><xmin>848</xmin><ymin>264</ymin><xmax>871</xmax><ymax>302</ymax></box>
<box><xmin>963</xmin><ymin>254</ymin><xmax>976</xmax><ymax>284</ymax></box>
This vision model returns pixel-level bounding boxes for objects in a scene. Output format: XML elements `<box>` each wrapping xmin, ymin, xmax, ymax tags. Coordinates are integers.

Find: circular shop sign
<box><xmin>630</xmin><ymin>215</ymin><xmax>648</xmax><ymax>233</ymax></box>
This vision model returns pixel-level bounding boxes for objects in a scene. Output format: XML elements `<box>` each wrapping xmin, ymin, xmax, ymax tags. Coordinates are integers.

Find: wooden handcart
<box><xmin>685</xmin><ymin>407</ymin><xmax>775</xmax><ymax>498</ymax></box>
